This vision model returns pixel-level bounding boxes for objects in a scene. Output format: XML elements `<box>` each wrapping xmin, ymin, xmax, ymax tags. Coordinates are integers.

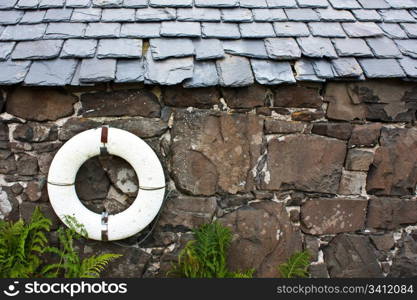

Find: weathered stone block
<box><xmin>171</xmin><ymin>110</ymin><xmax>263</xmax><ymax>195</ymax></box>
<box><xmin>109</xmin><ymin>118</ymin><xmax>168</xmax><ymax>139</ymax></box>
<box><xmin>348</xmin><ymin>123</ymin><xmax>382</xmax><ymax>147</ymax></box>
<box><xmin>6</xmin><ymin>88</ymin><xmax>77</xmax><ymax>121</ymax></box>
<box><xmin>13</xmin><ymin>123</ymin><xmax>58</xmax><ymax>143</ymax></box>
<box><xmin>163</xmin><ymin>86</ymin><xmax>220</xmax><ymax>108</ymax></box>
<box><xmin>80</xmin><ymin>89</ymin><xmax>161</xmax><ymax>118</ymax></box>
<box><xmin>301</xmin><ymin>198</ymin><xmax>368</xmax><ymax>235</ymax></box>
<box><xmin>24</xmin><ymin>181</ymin><xmax>43</xmax><ymax>202</ymax></box>
<box><xmin>159</xmin><ymin>195</ymin><xmax>217</xmax><ymax>229</ymax></box>
<box><xmin>75</xmin><ymin>157</ymin><xmax>110</xmax><ymax>201</ymax></box>
<box><xmin>325</xmin><ymin>83</ymin><xmax>367</xmax><ymax>121</ymax></box>
<box><xmin>371</xmin><ymin>234</ymin><xmax>395</xmax><ymax>252</ymax></box>
<box><xmin>59</xmin><ymin>118</ymin><xmax>101</xmax><ymax>141</ymax></box>
<box><xmin>265</xmin><ymin>120</ymin><xmax>309</xmax><ymax>134</ymax></box>
<box><xmin>16</xmin><ymin>154</ymin><xmax>38</xmax><ymax>176</ymax></box>
<box><xmin>311</xmin><ymin>122</ymin><xmax>352</xmax><ymax>140</ymax></box>
<box><xmin>262</xmin><ymin>135</ymin><xmax>346</xmax><ymax>194</ymax></box>
<box><xmin>221</xmin><ymin>85</ymin><xmax>267</xmax><ymax>108</ymax></box>
<box><xmin>219</xmin><ymin>201</ymin><xmax>302</xmax><ymax>277</ymax></box>
<box><xmin>367</xmin><ymin>197</ymin><xmax>417</xmax><ymax>230</ymax></box>
<box><xmin>324</xmin><ymin>234</ymin><xmax>383</xmax><ymax>278</ymax></box>
<box><xmin>367</xmin><ymin>127</ymin><xmax>417</xmax><ymax>196</ymax></box>
<box><xmin>345</xmin><ymin>148</ymin><xmax>374</xmax><ymax>171</ymax></box>
<box><xmin>273</xmin><ymin>84</ymin><xmax>323</xmax><ymax>108</ymax></box>
<box><xmin>338</xmin><ymin>170</ymin><xmax>366</xmax><ymax>195</ymax></box>
<box><xmin>0</xmin><ymin>123</ymin><xmax>9</xmax><ymax>141</ymax></box>
<box><xmin>389</xmin><ymin>231</ymin><xmax>417</xmax><ymax>278</ymax></box>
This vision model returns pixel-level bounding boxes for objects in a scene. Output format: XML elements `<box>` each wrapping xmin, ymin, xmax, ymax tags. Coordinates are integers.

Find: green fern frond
<box><xmin>78</xmin><ymin>254</ymin><xmax>122</xmax><ymax>278</ymax></box>
<box><xmin>278</xmin><ymin>251</ymin><xmax>311</xmax><ymax>278</ymax></box>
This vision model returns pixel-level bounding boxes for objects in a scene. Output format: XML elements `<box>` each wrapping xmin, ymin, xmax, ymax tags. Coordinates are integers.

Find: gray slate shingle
<box><xmin>97</xmin><ymin>38</ymin><xmax>142</xmax><ymax>58</ymax></box>
<box><xmin>135</xmin><ymin>8</ymin><xmax>176</xmax><ymax>21</ymax></box>
<box><xmin>379</xmin><ymin>9</ymin><xmax>416</xmax><ymax>23</ymax></box>
<box><xmin>359</xmin><ymin>58</ymin><xmax>405</xmax><ymax>78</ymax></box>
<box><xmin>71</xmin><ymin>8</ymin><xmax>102</xmax><ymax>22</ymax></box>
<box><xmin>79</xmin><ymin>57</ymin><xmax>117</xmax><ymax>82</ymax></box>
<box><xmin>221</xmin><ymin>8</ymin><xmax>253</xmax><ymax>22</ymax></box>
<box><xmin>309</xmin><ymin>22</ymin><xmax>346</xmax><ymax>37</ymax></box>
<box><xmin>123</xmin><ymin>0</ymin><xmax>148</xmax><ymax>8</ymax></box>
<box><xmin>61</xmin><ymin>39</ymin><xmax>97</xmax><ymax>58</ymax></box>
<box><xmin>216</xmin><ymin>54</ymin><xmax>254</xmax><ymax>87</ymax></box>
<box><xmin>285</xmin><ymin>8</ymin><xmax>319</xmax><ymax>21</ymax></box>
<box><xmin>0</xmin><ymin>60</ymin><xmax>31</xmax><ymax>84</ymax></box>
<box><xmin>378</xmin><ymin>23</ymin><xmax>409</xmax><ymax>39</ymax></box>
<box><xmin>252</xmin><ymin>9</ymin><xmax>287</xmax><ymax>22</ymax></box>
<box><xmin>115</xmin><ymin>59</ymin><xmax>145</xmax><ymax>82</ymax></box>
<box><xmin>264</xmin><ymin>37</ymin><xmax>301</xmax><ymax>59</ymax></box>
<box><xmin>357</xmin><ymin>0</ymin><xmax>390</xmax><ymax>9</ymax></box>
<box><xmin>11</xmin><ymin>40</ymin><xmax>63</xmax><ymax>59</ymax></box>
<box><xmin>202</xmin><ymin>22</ymin><xmax>241</xmax><ymax>39</ymax></box>
<box><xmin>16</xmin><ymin>0</ymin><xmax>39</xmax><ymax>9</ymax></box>
<box><xmin>195</xmin><ymin>0</ymin><xmax>239</xmax><ymax>8</ymax></box>
<box><xmin>328</xmin><ymin>0</ymin><xmax>361</xmax><ymax>9</ymax></box>
<box><xmin>352</xmin><ymin>10</ymin><xmax>382</xmax><ymax>22</ymax></box>
<box><xmin>101</xmin><ymin>8</ymin><xmax>136</xmax><ymax>22</ymax></box>
<box><xmin>0</xmin><ymin>1</ymin><xmax>19</xmax><ymax>10</ymax></box>
<box><xmin>398</xmin><ymin>57</ymin><xmax>417</xmax><ymax>77</ymax></box>
<box><xmin>150</xmin><ymin>0</ymin><xmax>193</xmax><ymax>7</ymax></box>
<box><xmin>160</xmin><ymin>21</ymin><xmax>201</xmax><ymax>37</ymax></box>
<box><xmin>401</xmin><ymin>23</ymin><xmax>417</xmax><ymax>38</ymax></box>
<box><xmin>45</xmin><ymin>23</ymin><xmax>86</xmax><ymax>39</ymax></box>
<box><xmin>0</xmin><ymin>10</ymin><xmax>24</xmax><ymax>25</ymax></box>
<box><xmin>194</xmin><ymin>38</ymin><xmax>224</xmax><ymax>60</ymax></box>
<box><xmin>332</xmin><ymin>58</ymin><xmax>363</xmax><ymax>77</ymax></box>
<box><xmin>25</xmin><ymin>58</ymin><xmax>78</xmax><ymax>85</ymax></box>
<box><xmin>92</xmin><ymin>0</ymin><xmax>123</xmax><ymax>8</ymax></box>
<box><xmin>150</xmin><ymin>38</ymin><xmax>194</xmax><ymax>60</ymax></box>
<box><xmin>239</xmin><ymin>22</ymin><xmax>276</xmax><ymax>38</ymax></box>
<box><xmin>297</xmin><ymin>36</ymin><xmax>338</xmax><ymax>58</ymax></box>
<box><xmin>66</xmin><ymin>0</ymin><xmax>92</xmax><ymax>8</ymax></box>
<box><xmin>343</xmin><ymin>22</ymin><xmax>384</xmax><ymax>37</ymax></box>
<box><xmin>85</xmin><ymin>22</ymin><xmax>120</xmax><ymax>37</ymax></box>
<box><xmin>177</xmin><ymin>8</ymin><xmax>221</xmax><ymax>21</ymax></box>
<box><xmin>250</xmin><ymin>59</ymin><xmax>295</xmax><ymax>84</ymax></box>
<box><xmin>332</xmin><ymin>38</ymin><xmax>374</xmax><ymax>57</ymax></box>
<box><xmin>0</xmin><ymin>42</ymin><xmax>15</xmax><ymax>60</ymax></box>
<box><xmin>20</xmin><ymin>10</ymin><xmax>46</xmax><ymax>24</ymax></box>
<box><xmin>294</xmin><ymin>58</ymin><xmax>325</xmax><ymax>81</ymax></box>
<box><xmin>366</xmin><ymin>37</ymin><xmax>402</xmax><ymax>58</ymax></box>
<box><xmin>223</xmin><ymin>40</ymin><xmax>269</xmax><ymax>59</ymax></box>
<box><xmin>183</xmin><ymin>61</ymin><xmax>219</xmax><ymax>88</ymax></box>
<box><xmin>395</xmin><ymin>39</ymin><xmax>417</xmax><ymax>58</ymax></box>
<box><xmin>273</xmin><ymin>22</ymin><xmax>310</xmax><ymax>37</ymax></box>
<box><xmin>43</xmin><ymin>8</ymin><xmax>73</xmax><ymax>22</ymax></box>
<box><xmin>120</xmin><ymin>23</ymin><xmax>161</xmax><ymax>38</ymax></box>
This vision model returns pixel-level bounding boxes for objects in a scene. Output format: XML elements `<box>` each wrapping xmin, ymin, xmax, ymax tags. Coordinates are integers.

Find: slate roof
<box><xmin>0</xmin><ymin>0</ymin><xmax>416</xmax><ymax>87</ymax></box>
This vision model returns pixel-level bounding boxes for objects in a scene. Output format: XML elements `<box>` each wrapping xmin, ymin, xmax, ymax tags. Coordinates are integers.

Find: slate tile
<box><xmin>0</xmin><ymin>60</ymin><xmax>31</xmax><ymax>84</ymax></box>
<box><xmin>66</xmin><ymin>0</ymin><xmax>92</xmax><ymax>8</ymax></box>
<box><xmin>366</xmin><ymin>36</ymin><xmax>402</xmax><ymax>58</ymax></box>
<box><xmin>150</xmin><ymin>38</ymin><xmax>194</xmax><ymax>60</ymax></box>
<box><xmin>352</xmin><ymin>9</ymin><xmax>382</xmax><ymax>22</ymax></box>
<box><xmin>401</xmin><ymin>23</ymin><xmax>417</xmax><ymax>38</ymax></box>
<box><xmin>20</xmin><ymin>10</ymin><xmax>46</xmax><ymax>24</ymax></box>
<box><xmin>39</xmin><ymin>0</ymin><xmax>64</xmax><ymax>8</ymax></box>
<box><xmin>79</xmin><ymin>57</ymin><xmax>117</xmax><ymax>82</ymax></box>
<box><xmin>150</xmin><ymin>0</ymin><xmax>193</xmax><ymax>7</ymax></box>
<box><xmin>250</xmin><ymin>59</ymin><xmax>295</xmax><ymax>84</ymax></box>
<box><xmin>285</xmin><ymin>8</ymin><xmax>319</xmax><ymax>21</ymax></box>
<box><xmin>115</xmin><ymin>59</ymin><xmax>145</xmax><ymax>83</ymax></box>
<box><xmin>328</xmin><ymin>0</ymin><xmax>361</xmax><ymax>9</ymax></box>
<box><xmin>266</xmin><ymin>0</ymin><xmax>297</xmax><ymax>8</ymax></box>
<box><xmin>0</xmin><ymin>24</ymin><xmax>46</xmax><ymax>41</ymax></box>
<box><xmin>239</xmin><ymin>22</ymin><xmax>276</xmax><ymax>38</ymax></box>
<box><xmin>84</xmin><ymin>22</ymin><xmax>120</xmax><ymax>37</ymax></box>
<box><xmin>71</xmin><ymin>8</ymin><xmax>102</xmax><ymax>22</ymax></box>
<box><xmin>194</xmin><ymin>0</ymin><xmax>239</xmax><ymax>8</ymax></box>
<box><xmin>45</xmin><ymin>23</ymin><xmax>86</xmax><ymax>39</ymax></box>
<box><xmin>378</xmin><ymin>23</ymin><xmax>408</xmax><ymax>39</ymax></box>
<box><xmin>398</xmin><ymin>57</ymin><xmax>417</xmax><ymax>77</ymax></box>
<box><xmin>379</xmin><ymin>9</ymin><xmax>416</xmax><ymax>23</ymax></box>
<box><xmin>384</xmin><ymin>0</ymin><xmax>417</xmax><ymax>9</ymax></box>
<box><xmin>24</xmin><ymin>59</ymin><xmax>78</xmax><ymax>86</ymax></box>
<box><xmin>135</xmin><ymin>8</ymin><xmax>176</xmax><ymax>21</ymax></box>
<box><xmin>97</xmin><ymin>38</ymin><xmax>142</xmax><ymax>58</ymax></box>
<box><xmin>223</xmin><ymin>40</ymin><xmax>269</xmax><ymax>59</ymax></box>
<box><xmin>201</xmin><ymin>22</ymin><xmax>241</xmax><ymax>39</ymax></box>
<box><xmin>177</xmin><ymin>8</ymin><xmax>221</xmax><ymax>21</ymax></box>
<box><xmin>273</xmin><ymin>22</ymin><xmax>310</xmax><ymax>36</ymax></box>
<box><xmin>312</xmin><ymin>59</ymin><xmax>335</xmax><ymax>78</ymax></box>
<box><xmin>0</xmin><ymin>0</ymin><xmax>19</xmax><ymax>10</ymax></box>
<box><xmin>264</xmin><ymin>37</ymin><xmax>301</xmax><ymax>59</ymax></box>
<box><xmin>239</xmin><ymin>0</ymin><xmax>268</xmax><ymax>8</ymax></box>
<box><xmin>316</xmin><ymin>8</ymin><xmax>356</xmax><ymax>21</ymax></box>
<box><xmin>120</xmin><ymin>23</ymin><xmax>161</xmax><ymax>38</ymax></box>
<box><xmin>395</xmin><ymin>39</ymin><xmax>417</xmax><ymax>58</ymax></box>
<box><xmin>123</xmin><ymin>0</ymin><xmax>148</xmax><ymax>8</ymax></box>
<box><xmin>297</xmin><ymin>0</ymin><xmax>328</xmax><ymax>8</ymax></box>
<box><xmin>12</xmin><ymin>40</ymin><xmax>63</xmax><ymax>60</ymax></box>
<box><xmin>160</xmin><ymin>21</ymin><xmax>201</xmax><ymax>37</ymax></box>
<box><xmin>0</xmin><ymin>10</ymin><xmax>24</xmax><ymax>25</ymax></box>
<box><xmin>357</xmin><ymin>0</ymin><xmax>390</xmax><ymax>9</ymax></box>
<box><xmin>92</xmin><ymin>0</ymin><xmax>123</xmax><ymax>7</ymax></box>
<box><xmin>252</xmin><ymin>9</ymin><xmax>287</xmax><ymax>21</ymax></box>
<box><xmin>144</xmin><ymin>50</ymin><xmax>194</xmax><ymax>85</ymax></box>
<box><xmin>193</xmin><ymin>38</ymin><xmax>224</xmax><ymax>60</ymax></box>
<box><xmin>343</xmin><ymin>22</ymin><xmax>384</xmax><ymax>37</ymax></box>
<box><xmin>61</xmin><ymin>39</ymin><xmax>97</xmax><ymax>58</ymax></box>
<box><xmin>101</xmin><ymin>8</ymin><xmax>136</xmax><ymax>22</ymax></box>
<box><xmin>332</xmin><ymin>57</ymin><xmax>363</xmax><ymax>77</ymax></box>
<box><xmin>309</xmin><ymin>22</ymin><xmax>346</xmax><ymax>37</ymax></box>
<box><xmin>359</xmin><ymin>58</ymin><xmax>405</xmax><ymax>78</ymax></box>
<box><xmin>215</xmin><ymin>54</ymin><xmax>254</xmax><ymax>87</ymax></box>
<box><xmin>297</xmin><ymin>36</ymin><xmax>338</xmax><ymax>58</ymax></box>
<box><xmin>221</xmin><ymin>8</ymin><xmax>253</xmax><ymax>22</ymax></box>
<box><xmin>16</xmin><ymin>0</ymin><xmax>39</xmax><ymax>9</ymax></box>
<box><xmin>183</xmin><ymin>61</ymin><xmax>219</xmax><ymax>88</ymax></box>
<box><xmin>0</xmin><ymin>42</ymin><xmax>15</xmax><ymax>60</ymax></box>
<box><xmin>332</xmin><ymin>37</ymin><xmax>373</xmax><ymax>57</ymax></box>
<box><xmin>44</xmin><ymin>8</ymin><xmax>73</xmax><ymax>22</ymax></box>
<box><xmin>294</xmin><ymin>58</ymin><xmax>325</xmax><ymax>81</ymax></box>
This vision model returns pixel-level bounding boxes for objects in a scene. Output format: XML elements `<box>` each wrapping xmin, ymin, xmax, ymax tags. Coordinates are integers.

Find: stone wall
<box><xmin>1</xmin><ymin>80</ymin><xmax>417</xmax><ymax>278</ymax></box>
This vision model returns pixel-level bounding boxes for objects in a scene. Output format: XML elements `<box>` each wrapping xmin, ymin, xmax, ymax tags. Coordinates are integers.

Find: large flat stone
<box><xmin>216</xmin><ymin>54</ymin><xmax>254</xmax><ymax>87</ymax></box>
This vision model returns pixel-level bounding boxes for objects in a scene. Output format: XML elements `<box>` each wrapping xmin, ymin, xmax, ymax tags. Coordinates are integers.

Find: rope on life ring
<box><xmin>47</xmin><ymin>127</ymin><xmax>166</xmax><ymax>241</ymax></box>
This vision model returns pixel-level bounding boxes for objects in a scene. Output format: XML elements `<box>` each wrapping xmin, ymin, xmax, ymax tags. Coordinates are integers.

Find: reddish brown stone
<box><xmin>348</xmin><ymin>123</ymin><xmax>382</xmax><ymax>147</ymax></box>
<box><xmin>13</xmin><ymin>123</ymin><xmax>58</xmax><ymax>143</ymax></box>
<box><xmin>58</xmin><ymin>118</ymin><xmax>100</xmax><ymax>141</ymax></box>
<box><xmin>80</xmin><ymin>89</ymin><xmax>161</xmax><ymax>118</ymax></box>
<box><xmin>109</xmin><ymin>118</ymin><xmax>168</xmax><ymax>138</ymax></box>
<box><xmin>301</xmin><ymin>198</ymin><xmax>368</xmax><ymax>235</ymax></box>
<box><xmin>345</xmin><ymin>148</ymin><xmax>374</xmax><ymax>171</ymax></box>
<box><xmin>367</xmin><ymin>197</ymin><xmax>417</xmax><ymax>230</ymax></box>
<box><xmin>6</xmin><ymin>87</ymin><xmax>77</xmax><ymax>121</ymax></box>
<box><xmin>221</xmin><ymin>85</ymin><xmax>267</xmax><ymax>108</ymax></box>
<box><xmin>325</xmin><ymin>83</ymin><xmax>367</xmax><ymax>121</ymax></box>
<box><xmin>291</xmin><ymin>110</ymin><xmax>324</xmax><ymax>121</ymax></box>
<box><xmin>262</xmin><ymin>135</ymin><xmax>346</xmax><ymax>194</ymax></box>
<box><xmin>219</xmin><ymin>201</ymin><xmax>302</xmax><ymax>277</ymax></box>
<box><xmin>312</xmin><ymin>122</ymin><xmax>352</xmax><ymax>140</ymax></box>
<box><xmin>265</xmin><ymin>120</ymin><xmax>309</xmax><ymax>134</ymax></box>
<box><xmin>16</xmin><ymin>154</ymin><xmax>38</xmax><ymax>176</ymax></box>
<box><xmin>25</xmin><ymin>181</ymin><xmax>43</xmax><ymax>202</ymax></box>
<box><xmin>366</xmin><ymin>128</ymin><xmax>417</xmax><ymax>196</ymax></box>
<box><xmin>371</xmin><ymin>234</ymin><xmax>395</xmax><ymax>251</ymax></box>
<box><xmin>0</xmin><ymin>123</ymin><xmax>8</xmax><ymax>141</ymax></box>
<box><xmin>163</xmin><ymin>86</ymin><xmax>220</xmax><ymax>108</ymax></box>
<box><xmin>273</xmin><ymin>84</ymin><xmax>323</xmax><ymax>108</ymax></box>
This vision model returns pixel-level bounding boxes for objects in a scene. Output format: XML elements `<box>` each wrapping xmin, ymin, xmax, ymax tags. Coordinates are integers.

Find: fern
<box><xmin>277</xmin><ymin>251</ymin><xmax>311</xmax><ymax>278</ymax></box>
<box><xmin>78</xmin><ymin>254</ymin><xmax>123</xmax><ymax>278</ymax></box>
<box><xmin>0</xmin><ymin>207</ymin><xmax>51</xmax><ymax>278</ymax></box>
<box><xmin>170</xmin><ymin>222</ymin><xmax>253</xmax><ymax>278</ymax></box>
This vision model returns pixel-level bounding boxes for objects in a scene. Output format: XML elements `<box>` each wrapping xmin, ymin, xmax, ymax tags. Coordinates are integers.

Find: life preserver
<box><xmin>47</xmin><ymin>127</ymin><xmax>165</xmax><ymax>241</ymax></box>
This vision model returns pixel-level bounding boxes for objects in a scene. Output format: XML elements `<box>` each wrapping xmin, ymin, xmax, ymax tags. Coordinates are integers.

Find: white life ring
<box><xmin>47</xmin><ymin>127</ymin><xmax>165</xmax><ymax>241</ymax></box>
